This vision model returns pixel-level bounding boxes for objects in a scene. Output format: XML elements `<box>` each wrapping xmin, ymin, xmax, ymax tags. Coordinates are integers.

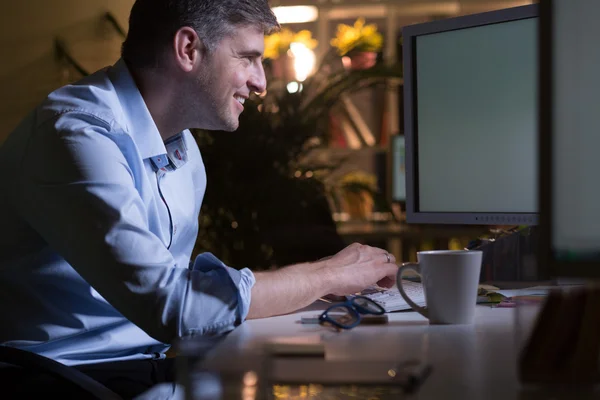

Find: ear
<box><xmin>173</xmin><ymin>26</ymin><xmax>204</xmax><ymax>72</ymax></box>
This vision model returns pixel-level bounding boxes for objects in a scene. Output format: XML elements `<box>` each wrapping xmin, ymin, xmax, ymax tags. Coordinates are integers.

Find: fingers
<box><xmin>380</xmin><ymin>261</ymin><xmax>400</xmax><ymax>278</ymax></box>
<box><xmin>327</xmin><ymin>244</ymin><xmax>401</xmax><ymax>295</ymax></box>
<box><xmin>343</xmin><ymin>242</ymin><xmax>399</xmax><ymax>275</ymax></box>
<box><xmin>348</xmin><ymin>242</ymin><xmax>387</xmax><ymax>254</ymax></box>
<box><xmin>348</xmin><ymin>243</ymin><xmax>397</xmax><ymax>263</ymax></box>
<box><xmin>321</xmin><ymin>293</ymin><xmax>347</xmax><ymax>302</ymax></box>
<box><xmin>382</xmin><ymin>252</ymin><xmax>396</xmax><ymax>265</ymax></box>
<box><xmin>376</xmin><ymin>276</ymin><xmax>395</xmax><ymax>289</ymax></box>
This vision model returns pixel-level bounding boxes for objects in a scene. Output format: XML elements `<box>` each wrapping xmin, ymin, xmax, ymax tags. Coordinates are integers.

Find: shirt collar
<box><xmin>107</xmin><ymin>58</ymin><xmax>166</xmax><ymax>160</ymax></box>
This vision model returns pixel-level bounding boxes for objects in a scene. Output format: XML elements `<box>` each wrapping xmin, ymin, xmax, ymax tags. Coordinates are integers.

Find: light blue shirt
<box><xmin>0</xmin><ymin>58</ymin><xmax>255</xmax><ymax>366</ymax></box>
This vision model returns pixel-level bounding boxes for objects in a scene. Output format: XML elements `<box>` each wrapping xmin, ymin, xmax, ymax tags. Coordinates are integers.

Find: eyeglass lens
<box><xmin>352</xmin><ymin>297</ymin><xmax>385</xmax><ymax>315</ymax></box>
<box><xmin>324</xmin><ymin>306</ymin><xmax>359</xmax><ymax>327</ymax></box>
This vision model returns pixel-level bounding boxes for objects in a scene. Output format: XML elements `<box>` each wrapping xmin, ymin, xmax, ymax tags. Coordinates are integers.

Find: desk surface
<box><xmin>190</xmin><ymin>303</ymin><xmax>540</xmax><ymax>400</ymax></box>
<box><xmin>188</xmin><ymin>301</ymin><xmax>597</xmax><ymax>399</ymax></box>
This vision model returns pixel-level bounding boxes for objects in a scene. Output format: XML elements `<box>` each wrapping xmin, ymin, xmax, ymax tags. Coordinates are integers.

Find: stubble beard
<box><xmin>194</xmin><ymin>72</ymin><xmax>239</xmax><ymax>132</ymax></box>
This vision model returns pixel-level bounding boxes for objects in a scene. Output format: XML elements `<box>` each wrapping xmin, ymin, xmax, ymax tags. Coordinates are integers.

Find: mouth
<box><xmin>234</xmin><ymin>95</ymin><xmax>246</xmax><ymax>106</ymax></box>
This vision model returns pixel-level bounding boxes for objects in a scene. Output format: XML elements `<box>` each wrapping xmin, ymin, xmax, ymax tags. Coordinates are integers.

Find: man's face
<box><xmin>192</xmin><ymin>25</ymin><xmax>267</xmax><ymax>131</ymax></box>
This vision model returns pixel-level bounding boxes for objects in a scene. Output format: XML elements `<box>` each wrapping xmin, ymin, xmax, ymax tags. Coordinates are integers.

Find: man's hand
<box><xmin>247</xmin><ymin>243</ymin><xmax>398</xmax><ymax>319</ymax></box>
<box><xmin>319</xmin><ymin>243</ymin><xmax>397</xmax><ymax>296</ymax></box>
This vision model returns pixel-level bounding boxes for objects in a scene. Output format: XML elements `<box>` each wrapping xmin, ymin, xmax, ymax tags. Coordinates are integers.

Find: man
<box><xmin>0</xmin><ymin>0</ymin><xmax>397</xmax><ymax>396</ymax></box>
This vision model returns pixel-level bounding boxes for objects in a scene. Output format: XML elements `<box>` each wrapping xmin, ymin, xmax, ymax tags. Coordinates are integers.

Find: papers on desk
<box><xmin>356</xmin><ymin>284</ymin><xmax>554</xmax><ymax>311</ymax></box>
<box><xmin>347</xmin><ymin>283</ymin><xmax>556</xmax><ymax>311</ymax></box>
<box><xmin>477</xmin><ymin>286</ymin><xmax>556</xmax><ymax>307</ymax></box>
<box><xmin>490</xmin><ymin>286</ymin><xmax>555</xmax><ymax>299</ymax></box>
<box><xmin>354</xmin><ymin>281</ymin><xmax>427</xmax><ymax>313</ymax></box>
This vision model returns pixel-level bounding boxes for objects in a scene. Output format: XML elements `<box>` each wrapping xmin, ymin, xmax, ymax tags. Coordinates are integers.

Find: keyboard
<box><xmin>356</xmin><ymin>280</ymin><xmax>427</xmax><ymax>313</ymax></box>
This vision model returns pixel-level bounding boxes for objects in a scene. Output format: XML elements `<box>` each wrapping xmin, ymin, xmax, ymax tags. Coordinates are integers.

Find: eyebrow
<box><xmin>239</xmin><ymin>50</ymin><xmax>263</xmax><ymax>58</ymax></box>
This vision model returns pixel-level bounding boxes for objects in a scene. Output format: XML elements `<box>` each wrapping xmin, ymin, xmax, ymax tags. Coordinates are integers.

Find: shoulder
<box><xmin>36</xmin><ymin>68</ymin><xmax>125</xmax><ymax>135</ymax></box>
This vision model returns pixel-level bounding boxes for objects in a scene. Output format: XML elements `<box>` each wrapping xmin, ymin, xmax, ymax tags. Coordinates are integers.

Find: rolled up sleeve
<box><xmin>187</xmin><ymin>253</ymin><xmax>256</xmax><ymax>336</ymax></box>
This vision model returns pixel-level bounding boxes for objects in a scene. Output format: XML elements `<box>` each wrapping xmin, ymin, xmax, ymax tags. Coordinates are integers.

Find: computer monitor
<box><xmin>402</xmin><ymin>4</ymin><xmax>539</xmax><ymax>225</ymax></box>
<box><xmin>391</xmin><ymin>135</ymin><xmax>406</xmax><ymax>203</ymax></box>
<box><xmin>539</xmin><ymin>0</ymin><xmax>600</xmax><ymax>279</ymax></box>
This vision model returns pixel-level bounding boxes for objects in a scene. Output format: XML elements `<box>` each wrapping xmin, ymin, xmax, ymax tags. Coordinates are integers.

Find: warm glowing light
<box><xmin>271</xmin><ymin>6</ymin><xmax>318</xmax><ymax>24</ymax></box>
<box><xmin>289</xmin><ymin>42</ymin><xmax>316</xmax><ymax>82</ymax></box>
<box><xmin>286</xmin><ymin>81</ymin><xmax>302</xmax><ymax>93</ymax></box>
<box><xmin>242</xmin><ymin>371</ymin><xmax>258</xmax><ymax>400</ymax></box>
<box><xmin>242</xmin><ymin>386</ymin><xmax>256</xmax><ymax>400</ymax></box>
<box><xmin>243</xmin><ymin>371</ymin><xmax>258</xmax><ymax>387</ymax></box>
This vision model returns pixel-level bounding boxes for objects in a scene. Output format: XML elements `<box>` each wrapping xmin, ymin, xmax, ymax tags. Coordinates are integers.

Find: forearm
<box><xmin>246</xmin><ymin>260</ymin><xmax>331</xmax><ymax>319</ymax></box>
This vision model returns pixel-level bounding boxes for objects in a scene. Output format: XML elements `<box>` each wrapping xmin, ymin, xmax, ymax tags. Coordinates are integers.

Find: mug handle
<box><xmin>396</xmin><ymin>262</ymin><xmax>428</xmax><ymax>319</ymax></box>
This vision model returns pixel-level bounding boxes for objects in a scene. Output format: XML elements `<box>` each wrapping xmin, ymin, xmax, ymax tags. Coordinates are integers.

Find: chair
<box><xmin>0</xmin><ymin>345</ymin><xmax>122</xmax><ymax>399</ymax></box>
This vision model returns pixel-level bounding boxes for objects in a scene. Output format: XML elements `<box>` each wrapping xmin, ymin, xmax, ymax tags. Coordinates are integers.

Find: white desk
<box><xmin>186</xmin><ymin>302</ymin><xmax>599</xmax><ymax>399</ymax></box>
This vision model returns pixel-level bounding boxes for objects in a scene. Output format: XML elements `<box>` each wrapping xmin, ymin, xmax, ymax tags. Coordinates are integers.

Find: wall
<box><xmin>0</xmin><ymin>0</ymin><xmax>134</xmax><ymax>142</ymax></box>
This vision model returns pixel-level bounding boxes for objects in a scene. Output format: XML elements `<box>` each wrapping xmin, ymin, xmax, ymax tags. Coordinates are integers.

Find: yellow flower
<box><xmin>264</xmin><ymin>33</ymin><xmax>282</xmax><ymax>60</ymax></box>
<box><xmin>293</xmin><ymin>30</ymin><xmax>318</xmax><ymax>50</ymax></box>
<box><xmin>263</xmin><ymin>29</ymin><xmax>318</xmax><ymax>60</ymax></box>
<box><xmin>330</xmin><ymin>18</ymin><xmax>383</xmax><ymax>56</ymax></box>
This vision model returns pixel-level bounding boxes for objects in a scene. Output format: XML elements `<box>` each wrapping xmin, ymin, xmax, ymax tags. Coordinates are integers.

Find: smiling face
<box><xmin>190</xmin><ymin>25</ymin><xmax>267</xmax><ymax>131</ymax></box>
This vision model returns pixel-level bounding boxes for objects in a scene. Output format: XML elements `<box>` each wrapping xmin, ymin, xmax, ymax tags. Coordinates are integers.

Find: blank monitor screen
<box><xmin>540</xmin><ymin>0</ymin><xmax>600</xmax><ymax>276</ymax></box>
<box><xmin>403</xmin><ymin>5</ymin><xmax>538</xmax><ymax>225</ymax></box>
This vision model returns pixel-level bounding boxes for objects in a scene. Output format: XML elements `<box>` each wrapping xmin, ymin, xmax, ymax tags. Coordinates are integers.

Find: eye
<box><xmin>248</xmin><ymin>55</ymin><xmax>261</xmax><ymax>64</ymax></box>
<box><xmin>239</xmin><ymin>53</ymin><xmax>262</xmax><ymax>66</ymax></box>
<box><xmin>239</xmin><ymin>56</ymin><xmax>252</xmax><ymax>66</ymax></box>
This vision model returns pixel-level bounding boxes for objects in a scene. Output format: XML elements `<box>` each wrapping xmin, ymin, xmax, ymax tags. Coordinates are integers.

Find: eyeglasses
<box><xmin>319</xmin><ymin>296</ymin><xmax>385</xmax><ymax>330</ymax></box>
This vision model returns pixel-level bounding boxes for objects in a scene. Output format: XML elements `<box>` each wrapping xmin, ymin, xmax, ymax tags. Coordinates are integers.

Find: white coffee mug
<box><xmin>397</xmin><ymin>250</ymin><xmax>483</xmax><ymax>324</ymax></box>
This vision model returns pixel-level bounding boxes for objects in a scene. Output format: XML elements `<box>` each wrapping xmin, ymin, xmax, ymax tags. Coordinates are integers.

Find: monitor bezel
<box><xmin>403</xmin><ymin>4</ymin><xmax>539</xmax><ymax>225</ymax></box>
<box><xmin>538</xmin><ymin>0</ymin><xmax>600</xmax><ymax>279</ymax></box>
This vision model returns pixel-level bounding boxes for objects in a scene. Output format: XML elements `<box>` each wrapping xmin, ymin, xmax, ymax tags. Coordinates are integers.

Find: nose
<box><xmin>248</xmin><ymin>62</ymin><xmax>267</xmax><ymax>94</ymax></box>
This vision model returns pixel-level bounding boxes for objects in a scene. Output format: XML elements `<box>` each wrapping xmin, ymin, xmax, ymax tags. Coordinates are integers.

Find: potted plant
<box><xmin>263</xmin><ymin>28</ymin><xmax>318</xmax><ymax>82</ymax></box>
<box><xmin>330</xmin><ymin>18</ymin><xmax>384</xmax><ymax>70</ymax></box>
<box><xmin>337</xmin><ymin>170</ymin><xmax>379</xmax><ymax>220</ymax></box>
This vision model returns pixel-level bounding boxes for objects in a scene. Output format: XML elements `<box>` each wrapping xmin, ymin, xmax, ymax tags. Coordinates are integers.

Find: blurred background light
<box><xmin>271</xmin><ymin>6</ymin><xmax>319</xmax><ymax>24</ymax></box>
<box><xmin>289</xmin><ymin>42</ymin><xmax>316</xmax><ymax>82</ymax></box>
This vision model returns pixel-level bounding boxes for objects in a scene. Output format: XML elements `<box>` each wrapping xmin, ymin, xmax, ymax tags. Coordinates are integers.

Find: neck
<box><xmin>128</xmin><ymin>64</ymin><xmax>186</xmax><ymax>142</ymax></box>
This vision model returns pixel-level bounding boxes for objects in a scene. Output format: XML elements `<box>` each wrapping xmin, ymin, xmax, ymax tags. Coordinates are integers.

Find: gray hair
<box><xmin>122</xmin><ymin>0</ymin><xmax>279</xmax><ymax>68</ymax></box>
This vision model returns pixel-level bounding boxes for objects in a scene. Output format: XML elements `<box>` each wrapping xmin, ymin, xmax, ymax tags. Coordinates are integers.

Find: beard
<box><xmin>189</xmin><ymin>70</ymin><xmax>239</xmax><ymax>132</ymax></box>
